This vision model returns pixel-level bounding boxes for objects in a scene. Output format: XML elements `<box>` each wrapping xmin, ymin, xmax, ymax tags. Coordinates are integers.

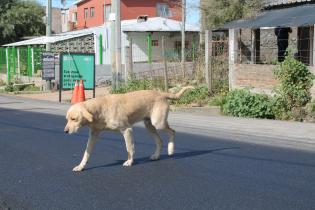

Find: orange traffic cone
<box><xmin>78</xmin><ymin>80</ymin><xmax>86</xmax><ymax>102</ymax></box>
<box><xmin>71</xmin><ymin>80</ymin><xmax>79</xmax><ymax>104</ymax></box>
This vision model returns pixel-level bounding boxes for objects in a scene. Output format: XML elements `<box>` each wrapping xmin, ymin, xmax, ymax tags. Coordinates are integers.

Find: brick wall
<box><xmin>231</xmin><ymin>64</ymin><xmax>279</xmax><ymax>94</ymax></box>
<box><xmin>231</xmin><ymin>64</ymin><xmax>315</xmax><ymax>97</ymax></box>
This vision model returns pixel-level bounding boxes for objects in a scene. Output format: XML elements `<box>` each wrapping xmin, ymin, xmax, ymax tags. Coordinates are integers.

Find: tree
<box><xmin>200</xmin><ymin>0</ymin><xmax>262</xmax><ymax>28</ymax></box>
<box><xmin>0</xmin><ymin>0</ymin><xmax>45</xmax><ymax>45</ymax></box>
<box><xmin>199</xmin><ymin>0</ymin><xmax>261</xmax><ymax>46</ymax></box>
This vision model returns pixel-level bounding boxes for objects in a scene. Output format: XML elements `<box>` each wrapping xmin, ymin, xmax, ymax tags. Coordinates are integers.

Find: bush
<box><xmin>273</xmin><ymin>52</ymin><xmax>315</xmax><ymax>120</ymax></box>
<box><xmin>23</xmin><ymin>85</ymin><xmax>40</xmax><ymax>92</ymax></box>
<box><xmin>0</xmin><ymin>79</ymin><xmax>6</xmax><ymax>86</ymax></box>
<box><xmin>4</xmin><ymin>83</ymin><xmax>14</xmax><ymax>92</ymax></box>
<box><xmin>209</xmin><ymin>89</ymin><xmax>228</xmax><ymax>111</ymax></box>
<box><xmin>222</xmin><ymin>89</ymin><xmax>275</xmax><ymax>119</ymax></box>
<box><xmin>172</xmin><ymin>85</ymin><xmax>210</xmax><ymax>105</ymax></box>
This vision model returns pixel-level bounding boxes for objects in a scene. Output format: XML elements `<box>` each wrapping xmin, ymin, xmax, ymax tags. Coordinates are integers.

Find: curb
<box><xmin>171</xmin><ymin>106</ymin><xmax>222</xmax><ymax>116</ymax></box>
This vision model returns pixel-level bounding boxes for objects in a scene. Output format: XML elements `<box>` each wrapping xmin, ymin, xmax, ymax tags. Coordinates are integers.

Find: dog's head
<box><xmin>64</xmin><ymin>103</ymin><xmax>93</xmax><ymax>134</ymax></box>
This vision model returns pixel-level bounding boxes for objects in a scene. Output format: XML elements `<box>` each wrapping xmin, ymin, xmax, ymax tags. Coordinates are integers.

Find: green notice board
<box><xmin>60</xmin><ymin>53</ymin><xmax>95</xmax><ymax>90</ymax></box>
<box><xmin>59</xmin><ymin>53</ymin><xmax>95</xmax><ymax>102</ymax></box>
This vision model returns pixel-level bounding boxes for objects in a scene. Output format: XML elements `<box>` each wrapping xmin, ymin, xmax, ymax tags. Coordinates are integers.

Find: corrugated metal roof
<box><xmin>264</xmin><ymin>0</ymin><xmax>314</xmax><ymax>7</ymax></box>
<box><xmin>4</xmin><ymin>18</ymin><xmax>199</xmax><ymax>47</ymax></box>
<box><xmin>222</xmin><ymin>3</ymin><xmax>315</xmax><ymax>29</ymax></box>
<box><xmin>3</xmin><ymin>26</ymin><xmax>104</xmax><ymax>47</ymax></box>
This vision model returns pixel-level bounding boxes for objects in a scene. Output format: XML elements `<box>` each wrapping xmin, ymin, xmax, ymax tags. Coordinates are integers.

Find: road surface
<box><xmin>0</xmin><ymin>95</ymin><xmax>315</xmax><ymax>210</ymax></box>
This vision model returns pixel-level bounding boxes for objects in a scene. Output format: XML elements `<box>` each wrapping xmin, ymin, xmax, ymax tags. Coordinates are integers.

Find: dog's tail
<box><xmin>163</xmin><ymin>86</ymin><xmax>194</xmax><ymax>100</ymax></box>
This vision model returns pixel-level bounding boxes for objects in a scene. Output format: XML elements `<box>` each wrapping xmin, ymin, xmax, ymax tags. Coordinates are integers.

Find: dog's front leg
<box><xmin>121</xmin><ymin>128</ymin><xmax>135</xmax><ymax>167</ymax></box>
<box><xmin>73</xmin><ymin>129</ymin><xmax>100</xmax><ymax>172</ymax></box>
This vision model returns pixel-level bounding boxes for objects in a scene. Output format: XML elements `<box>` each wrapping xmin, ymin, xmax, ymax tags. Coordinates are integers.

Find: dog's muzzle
<box><xmin>64</xmin><ymin>128</ymin><xmax>69</xmax><ymax>134</ymax></box>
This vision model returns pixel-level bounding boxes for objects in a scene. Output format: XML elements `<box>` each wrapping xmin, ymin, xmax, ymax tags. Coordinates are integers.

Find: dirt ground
<box><xmin>15</xmin><ymin>86</ymin><xmax>111</xmax><ymax>103</ymax></box>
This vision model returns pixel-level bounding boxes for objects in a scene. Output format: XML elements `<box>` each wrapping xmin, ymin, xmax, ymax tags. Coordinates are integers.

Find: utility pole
<box><xmin>110</xmin><ymin>0</ymin><xmax>117</xmax><ymax>90</ymax></box>
<box><xmin>46</xmin><ymin>0</ymin><xmax>52</xmax><ymax>51</ymax></box>
<box><xmin>45</xmin><ymin>0</ymin><xmax>52</xmax><ymax>91</ymax></box>
<box><xmin>115</xmin><ymin>0</ymin><xmax>122</xmax><ymax>89</ymax></box>
<box><xmin>181</xmin><ymin>0</ymin><xmax>186</xmax><ymax>79</ymax></box>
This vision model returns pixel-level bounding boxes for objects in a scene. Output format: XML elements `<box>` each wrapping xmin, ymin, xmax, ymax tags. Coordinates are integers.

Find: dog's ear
<box><xmin>81</xmin><ymin>105</ymin><xmax>93</xmax><ymax>123</ymax></box>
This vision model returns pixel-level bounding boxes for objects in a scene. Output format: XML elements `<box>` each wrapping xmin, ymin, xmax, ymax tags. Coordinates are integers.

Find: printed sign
<box><xmin>42</xmin><ymin>52</ymin><xmax>55</xmax><ymax>80</ymax></box>
<box><xmin>60</xmin><ymin>53</ymin><xmax>95</xmax><ymax>90</ymax></box>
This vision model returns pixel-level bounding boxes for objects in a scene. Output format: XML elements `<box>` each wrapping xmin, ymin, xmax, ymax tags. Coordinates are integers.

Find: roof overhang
<box><xmin>221</xmin><ymin>3</ymin><xmax>315</xmax><ymax>29</ymax></box>
<box><xmin>122</xmin><ymin>17</ymin><xmax>199</xmax><ymax>32</ymax></box>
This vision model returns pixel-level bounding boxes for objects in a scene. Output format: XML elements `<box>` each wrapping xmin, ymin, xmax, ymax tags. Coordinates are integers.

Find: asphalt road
<box><xmin>1</xmin><ymin>95</ymin><xmax>315</xmax><ymax>210</ymax></box>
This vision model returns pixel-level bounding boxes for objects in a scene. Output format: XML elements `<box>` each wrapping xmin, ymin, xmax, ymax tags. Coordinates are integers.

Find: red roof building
<box><xmin>71</xmin><ymin>0</ymin><xmax>182</xmax><ymax>30</ymax></box>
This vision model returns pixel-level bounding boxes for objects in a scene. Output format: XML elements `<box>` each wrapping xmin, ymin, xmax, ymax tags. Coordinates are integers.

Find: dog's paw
<box><xmin>168</xmin><ymin>142</ymin><xmax>174</xmax><ymax>156</ymax></box>
<box><xmin>123</xmin><ymin>160</ymin><xmax>133</xmax><ymax>167</ymax></box>
<box><xmin>150</xmin><ymin>154</ymin><xmax>160</xmax><ymax>161</ymax></box>
<box><xmin>73</xmin><ymin>165</ymin><xmax>84</xmax><ymax>172</ymax></box>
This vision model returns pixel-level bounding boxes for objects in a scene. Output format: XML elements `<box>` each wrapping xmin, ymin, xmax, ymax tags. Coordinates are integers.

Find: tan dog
<box><xmin>64</xmin><ymin>86</ymin><xmax>193</xmax><ymax>172</ymax></box>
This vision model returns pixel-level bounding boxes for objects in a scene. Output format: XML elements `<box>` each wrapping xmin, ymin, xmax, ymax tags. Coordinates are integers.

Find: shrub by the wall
<box><xmin>223</xmin><ymin>89</ymin><xmax>275</xmax><ymax>119</ymax></box>
<box><xmin>273</xmin><ymin>53</ymin><xmax>315</xmax><ymax>120</ymax></box>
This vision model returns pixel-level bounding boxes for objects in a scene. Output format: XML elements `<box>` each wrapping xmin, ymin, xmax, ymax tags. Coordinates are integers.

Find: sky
<box><xmin>37</xmin><ymin>0</ymin><xmax>200</xmax><ymax>25</ymax></box>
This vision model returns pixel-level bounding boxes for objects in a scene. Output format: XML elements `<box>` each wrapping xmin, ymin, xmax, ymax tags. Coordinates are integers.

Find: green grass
<box><xmin>112</xmin><ymin>78</ymin><xmax>165</xmax><ymax>94</ymax></box>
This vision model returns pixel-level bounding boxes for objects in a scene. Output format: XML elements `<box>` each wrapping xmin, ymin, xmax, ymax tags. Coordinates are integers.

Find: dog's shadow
<box><xmin>84</xmin><ymin>147</ymin><xmax>239</xmax><ymax>171</ymax></box>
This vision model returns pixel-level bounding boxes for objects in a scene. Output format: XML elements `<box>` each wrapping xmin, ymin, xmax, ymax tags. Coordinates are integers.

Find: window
<box><xmin>90</xmin><ymin>7</ymin><xmax>95</xmax><ymax>17</ymax></box>
<box><xmin>175</xmin><ymin>41</ymin><xmax>189</xmax><ymax>49</ymax></box>
<box><xmin>62</xmin><ymin>13</ymin><xmax>66</xmax><ymax>24</ymax></box>
<box><xmin>84</xmin><ymin>8</ymin><xmax>88</xmax><ymax>19</ymax></box>
<box><xmin>104</xmin><ymin>4</ymin><xmax>111</xmax><ymax>22</ymax></box>
<box><xmin>152</xmin><ymin>40</ymin><xmax>159</xmax><ymax>46</ymax></box>
<box><xmin>157</xmin><ymin>3</ymin><xmax>170</xmax><ymax>18</ymax></box>
<box><xmin>72</xmin><ymin>12</ymin><xmax>77</xmax><ymax>22</ymax></box>
<box><xmin>175</xmin><ymin>41</ymin><xmax>189</xmax><ymax>59</ymax></box>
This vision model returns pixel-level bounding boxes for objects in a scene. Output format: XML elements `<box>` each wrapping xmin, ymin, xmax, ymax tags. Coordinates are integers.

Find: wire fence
<box><xmin>129</xmin><ymin>47</ymin><xmax>197</xmax><ymax>87</ymax></box>
<box><xmin>0</xmin><ymin>46</ymin><xmax>44</xmax><ymax>82</ymax></box>
<box><xmin>126</xmin><ymin>37</ymin><xmax>229</xmax><ymax>93</ymax></box>
<box><xmin>0</xmin><ymin>48</ymin><xmax>6</xmax><ymax>74</ymax></box>
<box><xmin>0</xmin><ymin>36</ymin><xmax>230</xmax><ymax>94</ymax></box>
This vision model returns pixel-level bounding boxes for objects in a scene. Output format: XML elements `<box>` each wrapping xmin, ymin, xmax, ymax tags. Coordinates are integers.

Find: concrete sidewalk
<box><xmin>0</xmin><ymin>93</ymin><xmax>314</xmax><ymax>152</ymax></box>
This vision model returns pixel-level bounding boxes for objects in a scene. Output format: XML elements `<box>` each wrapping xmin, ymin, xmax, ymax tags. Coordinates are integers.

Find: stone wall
<box><xmin>51</xmin><ymin>35</ymin><xmax>94</xmax><ymax>54</ymax></box>
<box><xmin>239</xmin><ymin>28</ymin><xmax>298</xmax><ymax>64</ymax></box>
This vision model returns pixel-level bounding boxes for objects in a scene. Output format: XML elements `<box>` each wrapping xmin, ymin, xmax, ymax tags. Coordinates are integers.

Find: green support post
<box><xmin>99</xmin><ymin>34</ymin><xmax>103</xmax><ymax>65</ymax></box>
<box><xmin>147</xmin><ymin>33</ymin><xmax>152</xmax><ymax>64</ymax></box>
<box><xmin>27</xmin><ymin>45</ymin><xmax>32</xmax><ymax>77</ymax></box>
<box><xmin>12</xmin><ymin>47</ymin><xmax>16</xmax><ymax>75</ymax></box>
<box><xmin>6</xmin><ymin>48</ymin><xmax>11</xmax><ymax>84</ymax></box>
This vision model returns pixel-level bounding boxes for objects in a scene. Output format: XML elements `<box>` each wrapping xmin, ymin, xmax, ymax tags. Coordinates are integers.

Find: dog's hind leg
<box><xmin>165</xmin><ymin>122</ymin><xmax>175</xmax><ymax>156</ymax></box>
<box><xmin>121</xmin><ymin>127</ymin><xmax>135</xmax><ymax>167</ymax></box>
<box><xmin>150</xmin><ymin>102</ymin><xmax>175</xmax><ymax>156</ymax></box>
<box><xmin>73</xmin><ymin>129</ymin><xmax>100</xmax><ymax>172</ymax></box>
<box><xmin>144</xmin><ymin>118</ymin><xmax>163</xmax><ymax>161</ymax></box>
